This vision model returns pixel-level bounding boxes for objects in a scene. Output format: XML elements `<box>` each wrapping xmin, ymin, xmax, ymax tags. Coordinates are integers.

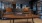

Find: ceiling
<box><xmin>0</xmin><ymin>0</ymin><xmax>31</xmax><ymax>4</ymax></box>
<box><xmin>1</xmin><ymin>0</ymin><xmax>31</xmax><ymax>2</ymax></box>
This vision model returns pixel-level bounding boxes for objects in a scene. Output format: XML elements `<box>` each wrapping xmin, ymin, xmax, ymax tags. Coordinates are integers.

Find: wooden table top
<box><xmin>3</xmin><ymin>14</ymin><xmax>40</xmax><ymax>19</ymax></box>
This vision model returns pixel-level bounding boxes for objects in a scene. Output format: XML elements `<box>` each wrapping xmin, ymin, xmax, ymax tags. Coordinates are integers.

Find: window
<box><xmin>33</xmin><ymin>4</ymin><xmax>36</xmax><ymax>11</ymax></box>
<box><xmin>16</xmin><ymin>4</ymin><xmax>20</xmax><ymax>9</ymax></box>
<box><xmin>0</xmin><ymin>2</ymin><xmax>4</xmax><ymax>10</ymax></box>
<box><xmin>2</xmin><ymin>3</ymin><xmax>4</xmax><ymax>9</ymax></box>
<box><xmin>37</xmin><ymin>1</ymin><xmax>42</xmax><ymax>19</ymax></box>
<box><xmin>0</xmin><ymin>2</ymin><xmax>1</xmax><ymax>8</ymax></box>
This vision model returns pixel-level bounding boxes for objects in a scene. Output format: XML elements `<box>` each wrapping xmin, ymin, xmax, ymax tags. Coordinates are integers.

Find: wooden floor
<box><xmin>33</xmin><ymin>18</ymin><xmax>42</xmax><ymax>23</ymax></box>
<box><xmin>0</xmin><ymin>18</ymin><xmax>42</xmax><ymax>23</ymax></box>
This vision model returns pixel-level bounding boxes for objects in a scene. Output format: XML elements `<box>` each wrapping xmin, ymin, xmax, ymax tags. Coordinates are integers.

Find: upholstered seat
<box><xmin>23</xmin><ymin>7</ymin><xmax>29</xmax><ymax>12</ymax></box>
<box><xmin>6</xmin><ymin>7</ymin><xmax>12</xmax><ymax>12</ymax></box>
<box><xmin>22</xmin><ymin>7</ymin><xmax>30</xmax><ymax>14</ymax></box>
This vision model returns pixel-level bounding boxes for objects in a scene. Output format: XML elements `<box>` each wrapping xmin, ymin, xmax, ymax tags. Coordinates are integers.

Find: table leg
<box><xmin>13</xmin><ymin>19</ymin><xmax>14</xmax><ymax>23</ymax></box>
<box><xmin>27</xmin><ymin>19</ymin><xmax>28</xmax><ymax>23</ymax></box>
<box><xmin>10</xmin><ymin>20</ymin><xmax>11</xmax><ymax>23</ymax></box>
<box><xmin>32</xmin><ymin>18</ymin><xmax>34</xmax><ymax>23</ymax></box>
